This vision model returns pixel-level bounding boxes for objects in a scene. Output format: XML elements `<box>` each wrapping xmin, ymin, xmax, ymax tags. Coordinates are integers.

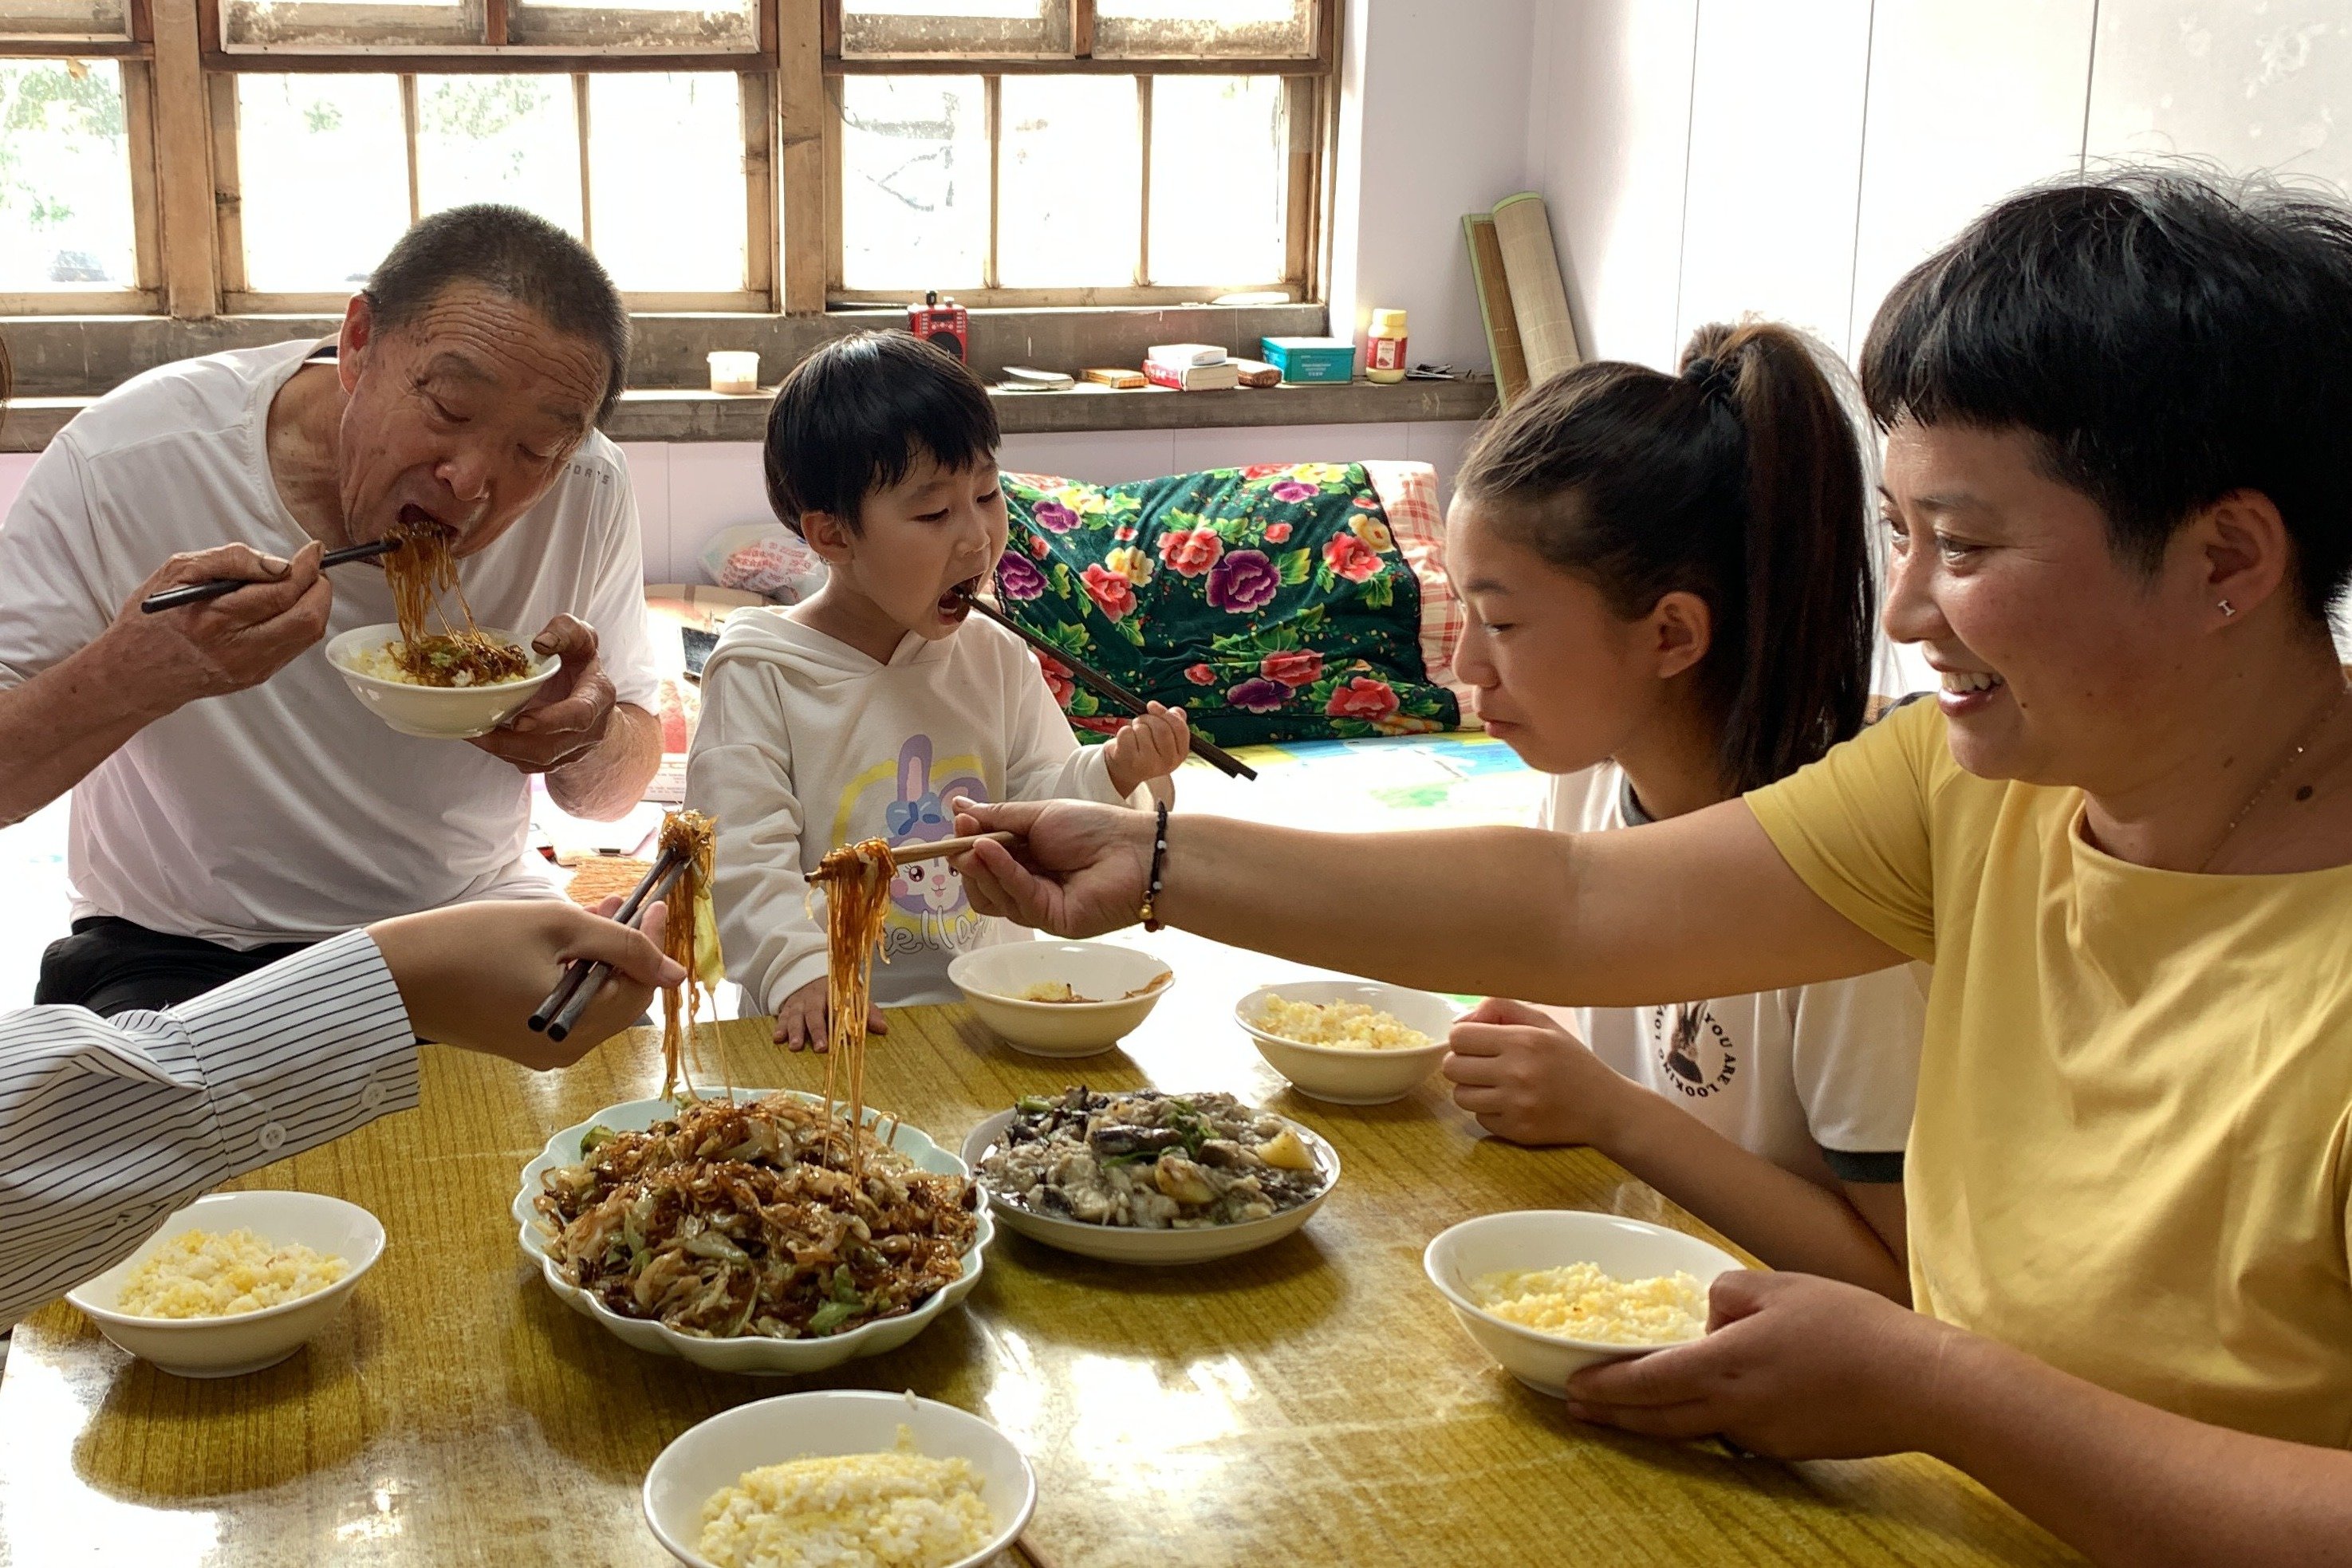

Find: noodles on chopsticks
<box><xmin>381</xmin><ymin>514</ymin><xmax>530</xmax><ymax>686</ymax></box>
<box><xmin>656</xmin><ymin>810</ymin><xmax>727</xmax><ymax>1101</ymax></box>
<box><xmin>810</xmin><ymin>838</ymin><xmax>897</xmax><ymax>1171</ymax></box>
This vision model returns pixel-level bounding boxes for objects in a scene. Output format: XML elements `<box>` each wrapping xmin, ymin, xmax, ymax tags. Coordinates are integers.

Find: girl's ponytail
<box><xmin>1684</xmin><ymin>321</ymin><xmax>1873</xmax><ymax>791</ymax></box>
<box><xmin>1456</xmin><ymin>319</ymin><xmax>1875</xmax><ymax>794</ymax></box>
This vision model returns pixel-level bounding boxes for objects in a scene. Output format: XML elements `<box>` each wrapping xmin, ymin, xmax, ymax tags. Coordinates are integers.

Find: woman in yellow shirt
<box><xmin>949</xmin><ymin>167</ymin><xmax>2352</xmax><ymax>1564</ymax></box>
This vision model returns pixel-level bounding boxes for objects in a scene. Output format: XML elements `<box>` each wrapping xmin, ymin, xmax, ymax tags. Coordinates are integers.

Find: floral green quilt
<box><xmin>997</xmin><ymin>463</ymin><xmax>1460</xmax><ymax>746</ymax></box>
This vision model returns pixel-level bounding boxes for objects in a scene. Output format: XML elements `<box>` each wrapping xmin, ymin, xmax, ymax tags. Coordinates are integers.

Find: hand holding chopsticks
<box><xmin>955</xmin><ymin>589</ymin><xmax>1258</xmax><ymax>781</ymax></box>
<box><xmin>531</xmin><ymin>845</ymin><xmax>686</xmax><ymax>1040</ymax></box>
<box><xmin>140</xmin><ymin>537</ymin><xmax>401</xmax><ymax>614</ymax></box>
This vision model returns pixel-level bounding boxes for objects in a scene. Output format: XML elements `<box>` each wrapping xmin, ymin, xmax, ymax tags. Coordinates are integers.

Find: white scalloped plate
<box><xmin>960</xmin><ymin>1106</ymin><xmax>1339</xmax><ymax>1266</ymax></box>
<box><xmin>513</xmin><ymin>1089</ymin><xmax>991</xmax><ymax>1375</ymax></box>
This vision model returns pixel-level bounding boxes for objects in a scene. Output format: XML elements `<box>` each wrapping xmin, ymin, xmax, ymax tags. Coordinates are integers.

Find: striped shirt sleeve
<box><xmin>0</xmin><ymin>929</ymin><xmax>416</xmax><ymax>1327</ymax></box>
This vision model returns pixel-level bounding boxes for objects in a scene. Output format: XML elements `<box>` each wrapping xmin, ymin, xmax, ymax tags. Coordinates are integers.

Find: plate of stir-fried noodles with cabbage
<box><xmin>514</xmin><ymin>1089</ymin><xmax>990</xmax><ymax>1374</ymax></box>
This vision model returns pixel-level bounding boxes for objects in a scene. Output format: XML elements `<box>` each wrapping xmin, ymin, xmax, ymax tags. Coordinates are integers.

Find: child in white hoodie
<box><xmin>686</xmin><ymin>332</ymin><xmax>1188</xmax><ymax>1046</ymax></box>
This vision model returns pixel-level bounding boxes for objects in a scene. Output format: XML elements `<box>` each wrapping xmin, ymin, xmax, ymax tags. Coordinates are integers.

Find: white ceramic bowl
<box><xmin>1235</xmin><ymin>979</ymin><xmax>1460</xmax><ymax>1105</ymax></box>
<box><xmin>644</xmin><ymin>1389</ymin><xmax>1035</xmax><ymax>1568</ymax></box>
<box><xmin>514</xmin><ymin>1089</ymin><xmax>991</xmax><ymax>1374</ymax></box>
<box><xmin>1423</xmin><ymin>1209</ymin><xmax>1747</xmax><ymax>1393</ymax></box>
<box><xmin>65</xmin><ymin>1190</ymin><xmax>384</xmax><ymax>1378</ymax></box>
<box><xmin>325</xmin><ymin>622</ymin><xmax>560</xmax><ymax>739</ymax></box>
<box><xmin>959</xmin><ymin>1105</ymin><xmax>1338</xmax><ymax>1266</ymax></box>
<box><xmin>947</xmin><ymin>941</ymin><xmax>1174</xmax><ymax>1058</ymax></box>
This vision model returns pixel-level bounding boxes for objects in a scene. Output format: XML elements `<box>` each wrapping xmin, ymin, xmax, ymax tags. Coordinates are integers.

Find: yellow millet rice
<box><xmin>1471</xmin><ymin>1263</ymin><xmax>1708</xmax><ymax>1346</ymax></box>
<box><xmin>697</xmin><ymin>1427</ymin><xmax>995</xmax><ymax>1568</ymax></box>
<box><xmin>1255</xmin><ymin>995</ymin><xmax>1431</xmax><ymax>1051</ymax></box>
<box><xmin>116</xmin><ymin>1227</ymin><xmax>349</xmax><ymax>1318</ymax></box>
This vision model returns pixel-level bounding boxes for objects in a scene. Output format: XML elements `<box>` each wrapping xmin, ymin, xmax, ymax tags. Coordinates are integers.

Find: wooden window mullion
<box><xmin>120</xmin><ymin>60</ymin><xmax>164</xmax><ymax>295</ymax></box>
<box><xmin>982</xmin><ymin>73</ymin><xmax>1000</xmax><ymax>291</ymax></box>
<box><xmin>400</xmin><ymin>73</ymin><xmax>422</xmax><ymax>225</ymax></box>
<box><xmin>1133</xmin><ymin>73</ymin><xmax>1148</xmax><ymax>287</ymax></box>
<box><xmin>207</xmin><ymin>71</ymin><xmax>246</xmax><ymax>294</ymax></box>
<box><xmin>1071</xmin><ymin>0</ymin><xmax>1093</xmax><ymax>59</ymax></box>
<box><xmin>572</xmin><ymin>73</ymin><xmax>591</xmax><ymax>247</ymax></box>
<box><xmin>485</xmin><ymin>0</ymin><xmax>509</xmax><ymax>47</ymax></box>
<box><xmin>152</xmin><ymin>0</ymin><xmax>221</xmax><ymax>317</ymax></box>
<box><xmin>741</xmin><ymin>69</ymin><xmax>778</xmax><ymax>304</ymax></box>
<box><xmin>780</xmin><ymin>0</ymin><xmax>825</xmax><ymax>312</ymax></box>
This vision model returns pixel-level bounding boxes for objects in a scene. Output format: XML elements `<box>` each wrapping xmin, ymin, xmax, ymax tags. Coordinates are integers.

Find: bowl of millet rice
<box><xmin>65</xmin><ymin>1190</ymin><xmax>384</xmax><ymax>1378</ymax></box>
<box><xmin>643</xmin><ymin>1389</ymin><xmax>1035</xmax><ymax>1568</ymax></box>
<box><xmin>1235</xmin><ymin>980</ymin><xmax>1460</xmax><ymax>1105</ymax></box>
<box><xmin>1423</xmin><ymin>1210</ymin><xmax>1747</xmax><ymax>1392</ymax></box>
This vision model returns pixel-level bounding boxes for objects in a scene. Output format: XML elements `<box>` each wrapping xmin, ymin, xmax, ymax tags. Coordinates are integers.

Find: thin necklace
<box><xmin>2198</xmin><ymin>683</ymin><xmax>2352</xmax><ymax>873</ymax></box>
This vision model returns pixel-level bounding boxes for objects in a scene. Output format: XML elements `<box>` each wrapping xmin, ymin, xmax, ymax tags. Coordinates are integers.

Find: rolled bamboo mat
<box><xmin>1491</xmin><ymin>191</ymin><xmax>1582</xmax><ymax>388</ymax></box>
<box><xmin>1464</xmin><ymin>212</ymin><xmax>1531</xmax><ymax>406</ymax></box>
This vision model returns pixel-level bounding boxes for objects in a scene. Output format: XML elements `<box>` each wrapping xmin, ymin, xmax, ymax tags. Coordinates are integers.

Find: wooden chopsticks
<box><xmin>958</xmin><ymin>590</ymin><xmax>1259</xmax><ymax>781</ymax></box>
<box><xmin>884</xmin><ymin>830</ymin><xmax>1014</xmax><ymax>866</ymax></box>
<box><xmin>140</xmin><ymin>537</ymin><xmax>401</xmax><ymax>614</ymax></box>
<box><xmin>530</xmin><ymin>844</ymin><xmax>687</xmax><ymax>1041</ymax></box>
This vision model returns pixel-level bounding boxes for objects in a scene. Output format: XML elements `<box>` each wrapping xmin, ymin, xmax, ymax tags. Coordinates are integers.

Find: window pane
<box><xmin>1095</xmin><ymin>0</ymin><xmax>1314</xmax><ymax>58</ymax></box>
<box><xmin>236</xmin><ymin>74</ymin><xmax>411</xmax><ymax>293</ymax></box>
<box><xmin>223</xmin><ymin>0</ymin><xmax>477</xmax><ymax>49</ymax></box>
<box><xmin>841</xmin><ymin>0</ymin><xmax>1070</xmax><ymax>57</ymax></box>
<box><xmin>1148</xmin><ymin>76</ymin><xmax>1285</xmax><ymax>285</ymax></box>
<box><xmin>998</xmin><ymin>76</ymin><xmax>1140</xmax><ymax>289</ymax></box>
<box><xmin>0</xmin><ymin>60</ymin><xmax>136</xmax><ymax>293</ymax></box>
<box><xmin>0</xmin><ymin>0</ymin><xmax>129</xmax><ymax>42</ymax></box>
<box><xmin>840</xmin><ymin>75</ymin><xmax>987</xmax><ymax>292</ymax></box>
<box><xmin>586</xmin><ymin>73</ymin><xmax>743</xmax><ymax>291</ymax></box>
<box><xmin>510</xmin><ymin>0</ymin><xmax>755</xmax><ymax>50</ymax></box>
<box><xmin>415</xmin><ymin>74</ymin><xmax>582</xmax><ymax>238</ymax></box>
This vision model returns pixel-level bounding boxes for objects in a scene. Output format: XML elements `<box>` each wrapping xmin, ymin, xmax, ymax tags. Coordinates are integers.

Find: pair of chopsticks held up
<box><xmin>528</xmin><ymin>831</ymin><xmax>1016</xmax><ymax>1039</ymax></box>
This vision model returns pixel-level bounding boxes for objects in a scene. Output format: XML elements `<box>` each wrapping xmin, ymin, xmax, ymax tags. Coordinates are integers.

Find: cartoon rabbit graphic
<box><xmin>883</xmin><ymin>735</ymin><xmax>987</xmax><ymax>947</ymax></box>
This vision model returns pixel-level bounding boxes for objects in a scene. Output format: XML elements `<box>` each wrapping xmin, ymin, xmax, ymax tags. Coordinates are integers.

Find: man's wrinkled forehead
<box><xmin>390</xmin><ymin>283</ymin><xmax>608</xmax><ymax>431</ymax></box>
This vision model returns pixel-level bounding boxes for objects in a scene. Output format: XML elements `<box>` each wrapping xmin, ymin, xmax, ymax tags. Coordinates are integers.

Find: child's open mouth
<box><xmin>937</xmin><ymin>577</ymin><xmax>983</xmax><ymax>621</ymax></box>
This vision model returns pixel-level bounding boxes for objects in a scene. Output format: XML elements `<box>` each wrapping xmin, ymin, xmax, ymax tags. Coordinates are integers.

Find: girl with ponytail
<box><xmin>1439</xmin><ymin>321</ymin><xmax>1925</xmax><ymax>1299</ymax></box>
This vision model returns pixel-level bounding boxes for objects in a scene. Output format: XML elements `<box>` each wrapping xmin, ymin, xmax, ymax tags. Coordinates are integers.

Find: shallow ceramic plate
<box><xmin>643</xmin><ymin>1389</ymin><xmax>1037</xmax><ymax>1568</ymax></box>
<box><xmin>325</xmin><ymin>622</ymin><xmax>560</xmax><ymax>739</ymax></box>
<box><xmin>66</xmin><ymin>1190</ymin><xmax>384</xmax><ymax>1378</ymax></box>
<box><xmin>1423</xmin><ymin>1209</ymin><xmax>1747</xmax><ymax>1393</ymax></box>
<box><xmin>514</xmin><ymin>1089</ymin><xmax>991</xmax><ymax>1374</ymax></box>
<box><xmin>959</xmin><ymin>1104</ymin><xmax>1338</xmax><ymax>1266</ymax></box>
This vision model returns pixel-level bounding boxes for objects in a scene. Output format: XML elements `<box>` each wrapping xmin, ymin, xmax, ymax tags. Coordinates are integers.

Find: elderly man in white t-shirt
<box><xmin>0</xmin><ymin>204</ymin><xmax>663</xmax><ymax>1015</ymax></box>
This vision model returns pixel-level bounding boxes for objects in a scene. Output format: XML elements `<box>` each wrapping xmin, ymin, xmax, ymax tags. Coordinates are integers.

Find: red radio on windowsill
<box><xmin>908</xmin><ymin>291</ymin><xmax>969</xmax><ymax>362</ymax></box>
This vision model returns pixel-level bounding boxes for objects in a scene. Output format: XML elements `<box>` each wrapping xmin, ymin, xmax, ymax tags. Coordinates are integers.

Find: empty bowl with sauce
<box><xmin>947</xmin><ymin>941</ymin><xmax>1173</xmax><ymax>1057</ymax></box>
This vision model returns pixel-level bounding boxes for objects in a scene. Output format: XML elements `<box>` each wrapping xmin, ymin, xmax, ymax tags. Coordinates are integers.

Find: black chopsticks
<box><xmin>140</xmin><ymin>537</ymin><xmax>401</xmax><ymax>614</ymax></box>
<box><xmin>959</xmin><ymin>590</ymin><xmax>1258</xmax><ymax>782</ymax></box>
<box><xmin>530</xmin><ymin>844</ymin><xmax>687</xmax><ymax>1042</ymax></box>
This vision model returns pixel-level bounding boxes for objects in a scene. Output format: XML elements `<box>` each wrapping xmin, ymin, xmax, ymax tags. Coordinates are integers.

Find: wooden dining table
<box><xmin>0</xmin><ymin>937</ymin><xmax>2081</xmax><ymax>1568</ymax></box>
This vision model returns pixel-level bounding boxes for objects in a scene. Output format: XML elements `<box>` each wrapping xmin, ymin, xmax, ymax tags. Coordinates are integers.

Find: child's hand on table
<box><xmin>1103</xmin><ymin>702</ymin><xmax>1192</xmax><ymax>797</ymax></box>
<box><xmin>773</xmin><ymin>974</ymin><xmax>888</xmax><ymax>1052</ymax></box>
<box><xmin>1441</xmin><ymin>997</ymin><xmax>1638</xmax><ymax>1146</ymax></box>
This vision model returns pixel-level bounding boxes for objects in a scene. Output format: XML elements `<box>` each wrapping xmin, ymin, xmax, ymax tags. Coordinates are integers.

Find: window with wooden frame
<box><xmin>821</xmin><ymin>1</ymin><xmax>1332</xmax><ymax>307</ymax></box>
<box><xmin>197</xmin><ymin>0</ymin><xmax>782</xmax><ymax>312</ymax></box>
<box><xmin>3</xmin><ymin>0</ymin><xmax>1327</xmax><ymax>322</ymax></box>
<box><xmin>0</xmin><ymin>2</ymin><xmax>161</xmax><ymax>313</ymax></box>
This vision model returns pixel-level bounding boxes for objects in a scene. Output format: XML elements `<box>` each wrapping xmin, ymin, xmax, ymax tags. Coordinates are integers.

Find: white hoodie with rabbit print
<box><xmin>684</xmin><ymin>607</ymin><xmax>1141</xmax><ymax>1012</ymax></box>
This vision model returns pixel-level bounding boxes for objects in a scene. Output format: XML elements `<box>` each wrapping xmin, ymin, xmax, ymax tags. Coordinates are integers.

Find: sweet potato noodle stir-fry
<box><xmin>534</xmin><ymin>1093</ymin><xmax>978</xmax><ymax>1339</ymax></box>
<box><xmin>810</xmin><ymin>839</ymin><xmax>897</xmax><ymax>1159</ymax></box>
<box><xmin>380</xmin><ymin>514</ymin><xmax>531</xmax><ymax>686</ymax></box>
<box><xmin>658</xmin><ymin>811</ymin><xmax>727</xmax><ymax>1100</ymax></box>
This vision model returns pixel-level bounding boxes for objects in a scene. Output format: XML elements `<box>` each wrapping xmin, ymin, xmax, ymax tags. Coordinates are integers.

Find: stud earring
<box><xmin>2219</xmin><ymin>599</ymin><xmax>2236</xmax><ymax>617</ymax></box>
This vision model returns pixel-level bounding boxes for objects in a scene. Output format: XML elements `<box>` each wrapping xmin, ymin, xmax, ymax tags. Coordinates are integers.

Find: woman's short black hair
<box><xmin>364</xmin><ymin>203</ymin><xmax>630</xmax><ymax>424</ymax></box>
<box><xmin>1861</xmin><ymin>165</ymin><xmax>2352</xmax><ymax>621</ymax></box>
<box><xmin>762</xmin><ymin>330</ymin><xmax>1000</xmax><ymax>537</ymax></box>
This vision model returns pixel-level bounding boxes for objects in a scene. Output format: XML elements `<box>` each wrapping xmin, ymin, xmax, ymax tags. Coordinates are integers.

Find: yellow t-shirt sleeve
<box><xmin>1744</xmin><ymin>696</ymin><xmax>1944</xmax><ymax>963</ymax></box>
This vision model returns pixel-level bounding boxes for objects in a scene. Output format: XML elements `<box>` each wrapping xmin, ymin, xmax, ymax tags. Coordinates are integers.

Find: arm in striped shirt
<box><xmin>0</xmin><ymin>929</ymin><xmax>416</xmax><ymax>1326</ymax></box>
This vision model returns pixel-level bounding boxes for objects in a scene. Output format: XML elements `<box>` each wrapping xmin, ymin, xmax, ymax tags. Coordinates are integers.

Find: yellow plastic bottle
<box><xmin>1365</xmin><ymin>308</ymin><xmax>1408</xmax><ymax>384</ymax></box>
